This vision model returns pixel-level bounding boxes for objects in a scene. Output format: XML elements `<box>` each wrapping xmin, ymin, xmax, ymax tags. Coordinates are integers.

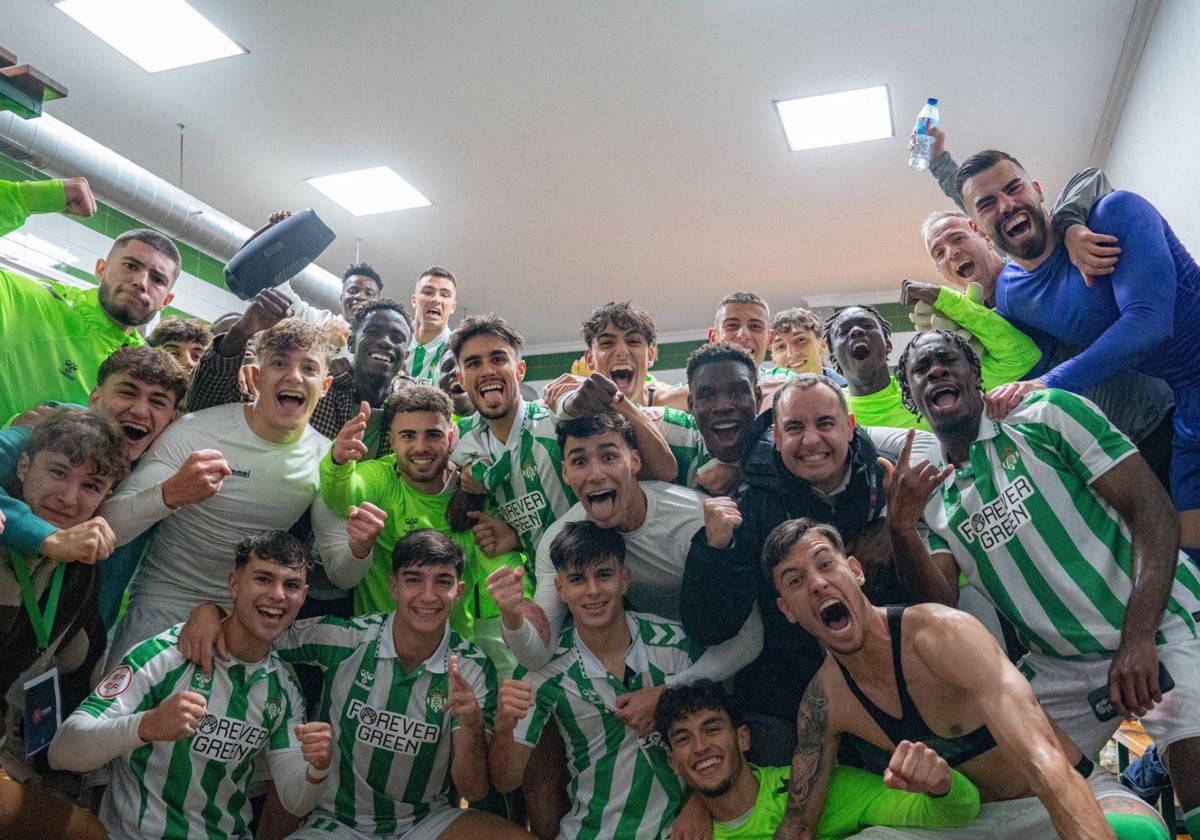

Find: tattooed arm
<box><xmin>773</xmin><ymin>672</ymin><xmax>839</xmax><ymax>840</ymax></box>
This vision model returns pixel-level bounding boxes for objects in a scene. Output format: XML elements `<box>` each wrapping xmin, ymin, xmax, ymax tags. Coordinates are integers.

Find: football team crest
<box><xmin>522</xmin><ymin>460</ymin><xmax>537</xmax><ymax>482</ymax></box>
<box><xmin>428</xmin><ymin>688</ymin><xmax>446</xmax><ymax>713</ymax></box>
<box><xmin>1001</xmin><ymin>446</ymin><xmax>1019</xmax><ymax>470</ymax></box>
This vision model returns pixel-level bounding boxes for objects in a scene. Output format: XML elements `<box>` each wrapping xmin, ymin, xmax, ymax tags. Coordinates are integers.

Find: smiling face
<box><xmin>688</xmin><ymin>359</ymin><xmax>760</xmax><ymax>463</ymax></box>
<box><xmin>961</xmin><ymin>159</ymin><xmax>1051</xmax><ymax>264</ymax></box>
<box><xmin>773</xmin><ymin>532</ymin><xmax>868</xmax><ymax>655</ymax></box>
<box><xmin>827</xmin><ymin>307</ymin><xmax>890</xmax><ymax>387</ymax></box>
<box><xmin>249</xmin><ymin>347</ymin><xmax>331</xmax><ymax>443</ymax></box>
<box><xmin>666</xmin><ymin>708</ymin><xmax>751</xmax><ymax>799</ymax></box>
<box><xmin>389</xmin><ymin>563</ymin><xmax>463</xmax><ymax>639</ymax></box>
<box><xmin>773</xmin><ymin>382</ymin><xmax>854</xmax><ymax>494</ymax></box>
<box><xmin>350</xmin><ymin>308</ymin><xmax>411</xmax><ymax>383</ymax></box>
<box><xmin>88</xmin><ymin>372</ymin><xmax>178</xmax><ymax>461</ymax></box>
<box><xmin>96</xmin><ymin>239</ymin><xmax>177</xmax><ymax>329</ymax></box>
<box><xmin>923</xmin><ymin>215</ymin><xmax>1004</xmax><ymax>295</ymax></box>
<box><xmin>710</xmin><ymin>302</ymin><xmax>772</xmax><ymax>366</ymax></box>
<box><xmin>227</xmin><ymin>553</ymin><xmax>307</xmax><ymax>651</ymax></box>
<box><xmin>771</xmin><ymin>327</ymin><xmax>823</xmax><ymax>375</ymax></box>
<box><xmin>412</xmin><ymin>273</ymin><xmax>458</xmax><ymax>334</ymax></box>
<box><xmin>585</xmin><ymin>321</ymin><xmax>657</xmax><ymax>403</ymax></box>
<box><xmin>903</xmin><ymin>332</ymin><xmax>985</xmax><ymax>435</ymax></box>
<box><xmin>554</xmin><ymin>556</ymin><xmax>630</xmax><ymax>634</ymax></box>
<box><xmin>388</xmin><ymin>410</ymin><xmax>453</xmax><ymax>493</ymax></box>
<box><xmin>561</xmin><ymin>430</ymin><xmax>644</xmax><ymax>531</ymax></box>
<box><xmin>437</xmin><ymin>352</ymin><xmax>472</xmax><ymax>416</ymax></box>
<box><xmin>340</xmin><ymin>274</ymin><xmax>381</xmax><ymax>321</ymax></box>
<box><xmin>16</xmin><ymin>450</ymin><xmax>117</xmax><ymax>528</ymax></box>
<box><xmin>457</xmin><ymin>333</ymin><xmax>525</xmax><ymax>421</ymax></box>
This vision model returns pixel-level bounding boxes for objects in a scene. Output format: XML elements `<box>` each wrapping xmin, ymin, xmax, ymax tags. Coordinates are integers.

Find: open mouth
<box><xmin>610</xmin><ymin>365</ymin><xmax>636</xmax><ymax>390</ymax></box>
<box><xmin>927</xmin><ymin>383</ymin><xmax>960</xmax><ymax>410</ymax></box>
<box><xmin>1002</xmin><ymin>212</ymin><xmax>1031</xmax><ymax>239</ymax></box>
<box><xmin>585</xmin><ymin>489</ymin><xmax>619</xmax><ymax>519</ymax></box>
<box><xmin>478</xmin><ymin>381</ymin><xmax>505</xmax><ymax>410</ymax></box>
<box><xmin>368</xmin><ymin>351</ymin><xmax>395</xmax><ymax>364</ymax></box>
<box><xmin>709</xmin><ymin>419</ymin><xmax>741</xmax><ymax>447</ymax></box>
<box><xmin>818</xmin><ymin>598</ymin><xmax>851</xmax><ymax>632</ymax></box>
<box><xmin>954</xmin><ymin>259</ymin><xmax>975</xmax><ymax>279</ymax></box>
<box><xmin>120</xmin><ymin>422</ymin><xmax>150</xmax><ymax>442</ymax></box>
<box><xmin>849</xmin><ymin>340</ymin><xmax>871</xmax><ymax>361</ymax></box>
<box><xmin>257</xmin><ymin>606</ymin><xmax>284</xmax><ymax>622</ymax></box>
<box><xmin>278</xmin><ymin>392</ymin><xmax>305</xmax><ymax>409</ymax></box>
<box><xmin>693</xmin><ymin>755</ymin><xmax>722</xmax><ymax>773</ymax></box>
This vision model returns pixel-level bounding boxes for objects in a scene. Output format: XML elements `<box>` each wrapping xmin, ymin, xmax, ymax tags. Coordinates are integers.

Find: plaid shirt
<box><xmin>188</xmin><ymin>337</ymin><xmax>409</xmax><ymax>459</ymax></box>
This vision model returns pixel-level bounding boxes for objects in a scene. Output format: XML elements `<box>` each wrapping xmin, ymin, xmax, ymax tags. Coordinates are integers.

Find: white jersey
<box><xmin>277</xmin><ymin>613</ymin><xmax>496</xmax><ymax>838</ymax></box>
<box><xmin>65</xmin><ymin>625</ymin><xmax>307</xmax><ymax>840</ymax></box>
<box><xmin>406</xmin><ymin>327</ymin><xmax>451</xmax><ymax>386</ymax></box>
<box><xmin>513</xmin><ymin>612</ymin><xmax>698</xmax><ymax>840</ymax></box>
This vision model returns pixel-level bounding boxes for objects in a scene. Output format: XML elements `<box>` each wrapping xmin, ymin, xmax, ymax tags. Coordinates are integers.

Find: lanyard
<box><xmin>10</xmin><ymin>550</ymin><xmax>65</xmax><ymax>652</ymax></box>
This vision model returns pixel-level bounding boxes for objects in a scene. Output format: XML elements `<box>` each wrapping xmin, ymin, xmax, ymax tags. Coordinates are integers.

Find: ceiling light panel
<box><xmin>56</xmin><ymin>0</ymin><xmax>245</xmax><ymax>73</ymax></box>
<box><xmin>306</xmin><ymin>166</ymin><xmax>432</xmax><ymax>216</ymax></box>
<box><xmin>775</xmin><ymin>85</ymin><xmax>894</xmax><ymax>152</ymax></box>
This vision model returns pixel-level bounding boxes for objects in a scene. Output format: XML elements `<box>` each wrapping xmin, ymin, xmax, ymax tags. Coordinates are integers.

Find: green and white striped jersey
<box><xmin>513</xmin><ymin>612</ymin><xmax>700</xmax><ymax>840</ymax></box>
<box><xmin>923</xmin><ymin>390</ymin><xmax>1200</xmax><ymax>658</ymax></box>
<box><xmin>278</xmin><ymin>613</ymin><xmax>497</xmax><ymax>838</ymax></box>
<box><xmin>640</xmin><ymin>406</ymin><xmax>711</xmax><ymax>489</ymax></box>
<box><xmin>407</xmin><ymin>328</ymin><xmax>451</xmax><ymax>386</ymax></box>
<box><xmin>451</xmin><ymin>400</ymin><xmax>577</xmax><ymax>556</ymax></box>
<box><xmin>76</xmin><ymin>625</ymin><xmax>305</xmax><ymax>840</ymax></box>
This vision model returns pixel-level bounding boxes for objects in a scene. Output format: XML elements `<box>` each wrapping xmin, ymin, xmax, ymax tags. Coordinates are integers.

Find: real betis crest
<box><xmin>428</xmin><ymin>688</ymin><xmax>446</xmax><ymax>713</ymax></box>
<box><xmin>522</xmin><ymin>460</ymin><xmax>537</xmax><ymax>482</ymax></box>
<box><xmin>1000</xmin><ymin>446</ymin><xmax>1019</xmax><ymax>470</ymax></box>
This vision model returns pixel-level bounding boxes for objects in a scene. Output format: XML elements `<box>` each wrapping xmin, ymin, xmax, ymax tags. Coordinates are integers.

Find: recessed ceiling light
<box><xmin>56</xmin><ymin>0</ymin><xmax>245</xmax><ymax>73</ymax></box>
<box><xmin>774</xmin><ymin>85</ymin><xmax>894</xmax><ymax>152</ymax></box>
<box><xmin>306</xmin><ymin>166</ymin><xmax>432</xmax><ymax>216</ymax></box>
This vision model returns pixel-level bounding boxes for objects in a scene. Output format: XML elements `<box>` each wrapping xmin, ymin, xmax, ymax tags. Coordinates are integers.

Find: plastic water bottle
<box><xmin>908</xmin><ymin>98</ymin><xmax>939</xmax><ymax>171</ymax></box>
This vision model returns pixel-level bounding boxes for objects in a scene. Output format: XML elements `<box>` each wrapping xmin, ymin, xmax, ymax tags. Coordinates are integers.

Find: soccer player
<box><xmin>769</xmin><ymin>307</ymin><xmax>844</xmax><ymax>384</ymax></box>
<box><xmin>766</xmin><ymin>519</ymin><xmax>1167</xmax><ymax>840</ymax></box>
<box><xmin>146</xmin><ymin>316</ymin><xmax>212</xmax><ymax>373</ymax></box>
<box><xmin>49</xmin><ymin>530</ymin><xmax>332</xmax><ymax>840</ymax></box>
<box><xmin>182</xmin><ymin>529</ymin><xmax>532</xmax><ymax>840</ymax></box>
<box><xmin>656</xmin><ymin>679</ymin><xmax>981</xmax><ymax>840</ymax></box>
<box><xmin>490</xmin><ymin>520</ymin><xmax>701</xmax><ymax>840</ymax></box>
<box><xmin>409</xmin><ymin>267</ymin><xmax>459</xmax><ymax>385</ymax></box>
<box><xmin>340</xmin><ymin>262</ymin><xmax>383</xmax><ymax>322</ymax></box>
<box><xmin>890</xmin><ymin>328</ymin><xmax>1200</xmax><ymax>838</ymax></box>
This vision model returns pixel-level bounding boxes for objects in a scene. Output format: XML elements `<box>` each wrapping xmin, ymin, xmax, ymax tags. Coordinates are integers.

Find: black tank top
<box><xmin>835</xmin><ymin>605</ymin><xmax>997</xmax><ymax>767</ymax></box>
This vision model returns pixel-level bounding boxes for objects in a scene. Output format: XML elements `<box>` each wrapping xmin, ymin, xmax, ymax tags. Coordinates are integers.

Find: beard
<box><xmin>992</xmin><ymin>206</ymin><xmax>1050</xmax><ymax>261</ymax></box>
<box><xmin>98</xmin><ymin>283</ymin><xmax>146</xmax><ymax>328</ymax></box>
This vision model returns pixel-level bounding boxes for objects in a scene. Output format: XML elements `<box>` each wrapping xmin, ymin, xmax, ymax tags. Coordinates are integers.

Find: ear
<box><xmin>554</xmin><ymin>575</ymin><xmax>565</xmax><ymax>602</ymax></box>
<box><xmin>847</xmin><ymin>555</ymin><xmax>866</xmax><ymax>586</ymax></box>
<box><xmin>320</xmin><ymin>374</ymin><xmax>333</xmax><ymax>397</ymax></box>
<box><xmin>686</xmin><ymin>391</ymin><xmax>694</xmax><ymax>414</ymax></box>
<box><xmin>160</xmin><ymin>292</ymin><xmax>175</xmax><ymax>310</ymax></box>
<box><xmin>754</xmin><ymin>385</ymin><xmax>763</xmax><ymax>405</ymax></box>
<box><xmin>847</xmin><ymin>412</ymin><xmax>856</xmax><ymax>435</ymax></box>
<box><xmin>227</xmin><ymin>569</ymin><xmax>240</xmax><ymax>602</ymax></box>
<box><xmin>619</xmin><ymin>566</ymin><xmax>632</xmax><ymax>596</ymax></box>
<box><xmin>87</xmin><ymin>387</ymin><xmax>101</xmax><ymax>410</ymax></box>
<box><xmin>628</xmin><ymin>446</ymin><xmax>642</xmax><ymax>476</ymax></box>
<box><xmin>736</xmin><ymin>724</ymin><xmax>751</xmax><ymax>754</ymax></box>
<box><xmin>454</xmin><ymin>579</ymin><xmax>465</xmax><ymax>602</ymax></box>
<box><xmin>247</xmin><ymin>365</ymin><xmax>262</xmax><ymax>394</ymax></box>
<box><xmin>777</xmin><ymin>594</ymin><xmax>799</xmax><ymax>625</ymax></box>
<box><xmin>15</xmin><ymin>453</ymin><xmax>30</xmax><ymax>483</ymax></box>
<box><xmin>94</xmin><ymin>257</ymin><xmax>107</xmax><ymax>283</ymax></box>
<box><xmin>515</xmin><ymin>358</ymin><xmax>527</xmax><ymax>382</ymax></box>
<box><xmin>1033</xmin><ymin>179</ymin><xmax>1044</xmax><ymax>203</ymax></box>
<box><xmin>584</xmin><ymin>347</ymin><xmax>596</xmax><ymax>369</ymax></box>
<box><xmin>708</xmin><ymin>327</ymin><xmax>719</xmax><ymax>344</ymax></box>
<box><xmin>767</xmin><ymin>328</ymin><xmax>776</xmax><ymax>348</ymax></box>
<box><xmin>647</xmin><ymin>345</ymin><xmax>658</xmax><ymax>368</ymax></box>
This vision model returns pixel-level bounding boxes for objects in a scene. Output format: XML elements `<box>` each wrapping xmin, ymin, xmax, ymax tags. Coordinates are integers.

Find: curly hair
<box><xmin>28</xmin><ymin>407</ymin><xmax>131</xmax><ymax>484</ymax></box>
<box><xmin>350</xmin><ymin>298</ymin><xmax>412</xmax><ymax>334</ymax></box>
<box><xmin>234</xmin><ymin>529</ymin><xmax>313</xmax><ymax>571</ymax></box>
<box><xmin>342</xmin><ymin>262</ymin><xmax>383</xmax><ymax>291</ymax></box>
<box><xmin>895</xmin><ymin>329</ymin><xmax>983</xmax><ymax>416</ymax></box>
<box><xmin>448</xmin><ymin>313</ymin><xmax>524</xmax><ymax>360</ymax></box>
<box><xmin>581</xmin><ymin>301</ymin><xmax>658</xmax><ymax>348</ymax></box>
<box><xmin>685</xmin><ymin>341</ymin><xmax>757</xmax><ymax>387</ymax></box>
<box><xmin>654</xmin><ymin>679</ymin><xmax>742</xmax><ymax>744</ymax></box>
<box><xmin>97</xmin><ymin>345</ymin><xmax>189</xmax><ymax>406</ymax></box>
<box><xmin>386</xmin><ymin>384</ymin><xmax>452</xmax><ymax>422</ymax></box>
<box><xmin>771</xmin><ymin>306</ymin><xmax>821</xmax><ymax>337</ymax></box>
<box><xmin>255</xmin><ymin>318</ymin><xmax>333</xmax><ymax>370</ymax></box>
<box><xmin>822</xmin><ymin>305</ymin><xmax>892</xmax><ymax>375</ymax></box>
<box><xmin>555</xmin><ymin>411</ymin><xmax>636</xmax><ymax>452</ymax></box>
<box><xmin>147</xmin><ymin>317</ymin><xmax>212</xmax><ymax>350</ymax></box>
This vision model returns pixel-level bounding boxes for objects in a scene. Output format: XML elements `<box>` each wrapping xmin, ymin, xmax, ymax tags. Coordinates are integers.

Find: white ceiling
<box><xmin>3</xmin><ymin>0</ymin><xmax>1140</xmax><ymax>350</ymax></box>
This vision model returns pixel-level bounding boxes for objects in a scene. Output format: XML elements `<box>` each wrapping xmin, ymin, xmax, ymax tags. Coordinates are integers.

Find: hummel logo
<box><xmin>60</xmin><ymin>359</ymin><xmax>79</xmax><ymax>381</ymax></box>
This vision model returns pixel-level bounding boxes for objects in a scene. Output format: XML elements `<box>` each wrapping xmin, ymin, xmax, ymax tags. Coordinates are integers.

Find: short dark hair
<box><xmin>147</xmin><ymin>317</ymin><xmax>212</xmax><ymax>350</ymax></box>
<box><xmin>97</xmin><ymin>345</ymin><xmax>189</xmax><ymax>406</ymax></box>
<box><xmin>716</xmin><ymin>291</ymin><xmax>769</xmax><ymax>315</ymax></box>
<box><xmin>342</xmin><ymin>262</ymin><xmax>383</xmax><ymax>291</ymax></box>
<box><xmin>111</xmin><ymin>229</ymin><xmax>182</xmax><ymax>280</ymax></box>
<box><xmin>895</xmin><ymin>329</ymin><xmax>983</xmax><ymax>416</ymax></box>
<box><xmin>822</xmin><ymin>305</ymin><xmax>892</xmax><ymax>375</ymax></box>
<box><xmin>771</xmin><ymin>307</ymin><xmax>822</xmax><ymax>337</ymax></box>
<box><xmin>391</xmin><ymin>528</ymin><xmax>465</xmax><ymax>577</ymax></box>
<box><xmin>771</xmin><ymin>372</ymin><xmax>848</xmax><ymax>416</ymax></box>
<box><xmin>685</xmin><ymin>341</ymin><xmax>757</xmax><ymax>387</ymax></box>
<box><xmin>27</xmin><ymin>408</ymin><xmax>130</xmax><ymax>484</ymax></box>
<box><xmin>556</xmin><ymin>411</ymin><xmax>637</xmax><ymax>452</ymax></box>
<box><xmin>418</xmin><ymin>266</ymin><xmax>457</xmax><ymax>289</ymax></box>
<box><xmin>760</xmin><ymin>518</ymin><xmax>847</xmax><ymax>587</ymax></box>
<box><xmin>350</xmin><ymin>298</ymin><xmax>412</xmax><ymax>335</ymax></box>
<box><xmin>654</xmin><ymin>679</ymin><xmax>741</xmax><ymax>745</ymax></box>
<box><xmin>954</xmin><ymin>149</ymin><xmax>1027</xmax><ymax>197</ymax></box>
<box><xmin>581</xmin><ymin>301</ymin><xmax>658</xmax><ymax>348</ymax></box>
<box><xmin>386</xmin><ymin>384</ymin><xmax>452</xmax><ymax>423</ymax></box>
<box><xmin>549</xmin><ymin>520</ymin><xmax>626</xmax><ymax>574</ymax></box>
<box><xmin>449</xmin><ymin>313</ymin><xmax>523</xmax><ymax>360</ymax></box>
<box><xmin>256</xmin><ymin>318</ymin><xmax>333</xmax><ymax>370</ymax></box>
<box><xmin>234</xmin><ymin>530</ymin><xmax>313</xmax><ymax>571</ymax></box>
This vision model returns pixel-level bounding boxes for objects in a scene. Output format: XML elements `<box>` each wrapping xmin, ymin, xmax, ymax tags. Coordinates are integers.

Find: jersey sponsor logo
<box><xmin>96</xmin><ymin>665</ymin><xmax>133</xmax><ymax>699</ymax></box>
<box><xmin>497</xmin><ymin>490</ymin><xmax>547</xmax><ymax>536</ymax></box>
<box><xmin>348</xmin><ymin>699</ymin><xmax>441</xmax><ymax>754</ymax></box>
<box><xmin>190</xmin><ymin>714</ymin><xmax>267</xmax><ymax>763</ymax></box>
<box><xmin>955</xmin><ymin>475</ymin><xmax>1034</xmax><ymax>550</ymax></box>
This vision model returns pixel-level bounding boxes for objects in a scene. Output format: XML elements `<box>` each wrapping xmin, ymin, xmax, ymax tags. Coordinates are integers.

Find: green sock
<box><xmin>1184</xmin><ymin>805</ymin><xmax>1200</xmax><ymax>840</ymax></box>
<box><xmin>1105</xmin><ymin>811</ymin><xmax>1170</xmax><ymax>840</ymax></box>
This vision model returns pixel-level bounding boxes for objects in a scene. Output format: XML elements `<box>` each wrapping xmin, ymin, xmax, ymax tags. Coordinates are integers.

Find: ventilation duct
<box><xmin>0</xmin><ymin>112</ymin><xmax>340</xmax><ymax>312</ymax></box>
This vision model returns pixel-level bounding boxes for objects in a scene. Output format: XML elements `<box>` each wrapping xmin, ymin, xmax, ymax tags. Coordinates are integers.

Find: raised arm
<box><xmin>488</xmin><ymin>678</ymin><xmax>536</xmax><ymax>793</ymax></box>
<box><xmin>680</xmin><ymin>496</ymin><xmax>759</xmax><ymax>645</ymax></box>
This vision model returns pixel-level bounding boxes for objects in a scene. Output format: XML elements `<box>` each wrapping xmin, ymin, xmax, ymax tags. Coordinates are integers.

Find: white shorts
<box><xmin>853</xmin><ymin>770</ymin><xmax>1150</xmax><ymax>838</ymax></box>
<box><xmin>1021</xmin><ymin>637</ymin><xmax>1200</xmax><ymax>766</ymax></box>
<box><xmin>288</xmin><ymin>805</ymin><xmax>466</xmax><ymax>840</ymax></box>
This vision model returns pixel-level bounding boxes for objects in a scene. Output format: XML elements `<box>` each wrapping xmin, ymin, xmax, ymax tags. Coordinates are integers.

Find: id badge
<box><xmin>23</xmin><ymin>662</ymin><xmax>61</xmax><ymax>757</ymax></box>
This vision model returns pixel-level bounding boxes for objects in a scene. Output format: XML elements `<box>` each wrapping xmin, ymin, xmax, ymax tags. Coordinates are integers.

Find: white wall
<box><xmin>1105</xmin><ymin>0</ymin><xmax>1200</xmax><ymax>246</ymax></box>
